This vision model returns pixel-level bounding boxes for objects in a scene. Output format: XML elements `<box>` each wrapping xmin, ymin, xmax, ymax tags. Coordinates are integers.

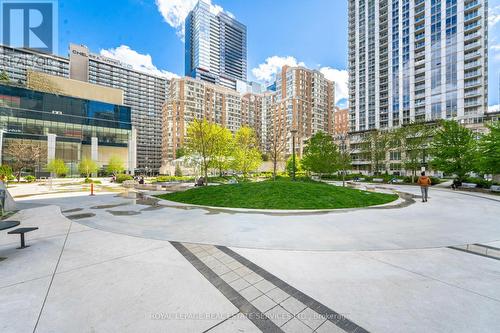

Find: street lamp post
<box><xmin>290</xmin><ymin>128</ymin><xmax>298</xmax><ymax>181</ymax></box>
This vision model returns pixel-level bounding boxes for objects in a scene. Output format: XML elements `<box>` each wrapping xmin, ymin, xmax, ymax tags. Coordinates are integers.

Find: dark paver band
<box><xmin>170</xmin><ymin>241</ymin><xmax>283</xmax><ymax>333</ymax></box>
<box><xmin>216</xmin><ymin>245</ymin><xmax>370</xmax><ymax>333</ymax></box>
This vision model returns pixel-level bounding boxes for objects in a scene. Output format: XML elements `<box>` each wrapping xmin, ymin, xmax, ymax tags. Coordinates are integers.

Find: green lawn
<box><xmin>156</xmin><ymin>179</ymin><xmax>398</xmax><ymax>210</ymax></box>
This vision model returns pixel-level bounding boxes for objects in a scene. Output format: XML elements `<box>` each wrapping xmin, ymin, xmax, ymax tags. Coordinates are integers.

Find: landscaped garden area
<box><xmin>157</xmin><ymin>179</ymin><xmax>398</xmax><ymax>210</ymax></box>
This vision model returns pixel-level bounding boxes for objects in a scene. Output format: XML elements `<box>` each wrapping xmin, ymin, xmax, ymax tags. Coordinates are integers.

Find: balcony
<box><xmin>415</xmin><ymin>67</ymin><xmax>426</xmax><ymax>75</ymax></box>
<box><xmin>464</xmin><ymin>60</ymin><xmax>481</xmax><ymax>70</ymax></box>
<box><xmin>465</xmin><ymin>41</ymin><xmax>482</xmax><ymax>51</ymax></box>
<box><xmin>464</xmin><ymin>0</ymin><xmax>480</xmax><ymax>11</ymax></box>
<box><xmin>465</xmin><ymin>11</ymin><xmax>480</xmax><ymax>22</ymax></box>
<box><xmin>464</xmin><ymin>79</ymin><xmax>481</xmax><ymax>88</ymax></box>
<box><xmin>415</xmin><ymin>90</ymin><xmax>425</xmax><ymax>98</ymax></box>
<box><xmin>464</xmin><ymin>51</ymin><xmax>482</xmax><ymax>60</ymax></box>
<box><xmin>464</xmin><ymin>70</ymin><xmax>481</xmax><ymax>79</ymax></box>
<box><xmin>465</xmin><ymin>31</ymin><xmax>481</xmax><ymax>41</ymax></box>
<box><xmin>464</xmin><ymin>89</ymin><xmax>481</xmax><ymax>97</ymax></box>
<box><xmin>464</xmin><ymin>98</ymin><xmax>482</xmax><ymax>107</ymax></box>
<box><xmin>465</xmin><ymin>21</ymin><xmax>481</xmax><ymax>32</ymax></box>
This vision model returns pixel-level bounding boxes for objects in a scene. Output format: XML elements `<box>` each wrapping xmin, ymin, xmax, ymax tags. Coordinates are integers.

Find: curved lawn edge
<box><xmin>155</xmin><ymin>180</ymin><xmax>399</xmax><ymax>211</ymax></box>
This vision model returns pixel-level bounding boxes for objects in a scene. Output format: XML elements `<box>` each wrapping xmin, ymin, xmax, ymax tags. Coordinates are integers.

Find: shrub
<box><xmin>25</xmin><ymin>175</ymin><xmax>36</xmax><ymax>183</ymax></box>
<box><xmin>84</xmin><ymin>178</ymin><xmax>101</xmax><ymax>184</ymax></box>
<box><xmin>153</xmin><ymin>175</ymin><xmax>194</xmax><ymax>183</ymax></box>
<box><xmin>464</xmin><ymin>177</ymin><xmax>492</xmax><ymax>188</ymax></box>
<box><xmin>115</xmin><ymin>174</ymin><xmax>133</xmax><ymax>183</ymax></box>
<box><xmin>46</xmin><ymin>159</ymin><xmax>69</xmax><ymax>177</ymax></box>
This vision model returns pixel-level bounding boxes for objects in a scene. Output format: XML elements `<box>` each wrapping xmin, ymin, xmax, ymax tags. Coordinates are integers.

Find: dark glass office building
<box><xmin>0</xmin><ymin>84</ymin><xmax>134</xmax><ymax>175</ymax></box>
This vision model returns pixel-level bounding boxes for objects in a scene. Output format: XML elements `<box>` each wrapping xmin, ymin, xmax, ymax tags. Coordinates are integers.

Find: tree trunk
<box><xmin>273</xmin><ymin>159</ymin><xmax>277</xmax><ymax>181</ymax></box>
<box><xmin>342</xmin><ymin>172</ymin><xmax>346</xmax><ymax>187</ymax></box>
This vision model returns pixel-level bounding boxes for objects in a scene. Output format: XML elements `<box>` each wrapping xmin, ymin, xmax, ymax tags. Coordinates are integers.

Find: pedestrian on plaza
<box><xmin>417</xmin><ymin>171</ymin><xmax>431</xmax><ymax>202</ymax></box>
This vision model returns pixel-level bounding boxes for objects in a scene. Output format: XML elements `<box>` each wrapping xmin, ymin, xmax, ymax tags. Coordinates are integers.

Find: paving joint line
<box><xmin>202</xmin><ymin>311</ymin><xmax>240</xmax><ymax>332</ymax></box>
<box><xmin>359</xmin><ymin>251</ymin><xmax>500</xmax><ymax>304</ymax></box>
<box><xmin>33</xmin><ymin>218</ymin><xmax>73</xmax><ymax>332</ymax></box>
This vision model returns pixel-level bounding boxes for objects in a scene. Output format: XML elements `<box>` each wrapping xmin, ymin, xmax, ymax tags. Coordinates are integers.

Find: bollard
<box><xmin>90</xmin><ymin>183</ymin><xmax>95</xmax><ymax>196</ymax></box>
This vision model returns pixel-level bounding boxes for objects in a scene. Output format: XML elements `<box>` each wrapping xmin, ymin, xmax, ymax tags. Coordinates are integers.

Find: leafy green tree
<box><xmin>46</xmin><ymin>159</ymin><xmax>69</xmax><ymax>177</ymax></box>
<box><xmin>477</xmin><ymin>120</ymin><xmax>500</xmax><ymax>175</ymax></box>
<box><xmin>286</xmin><ymin>156</ymin><xmax>302</xmax><ymax>176</ymax></box>
<box><xmin>0</xmin><ymin>165</ymin><xmax>13</xmax><ymax>182</ymax></box>
<box><xmin>175</xmin><ymin>146</ymin><xmax>187</xmax><ymax>159</ymax></box>
<box><xmin>185</xmin><ymin>119</ymin><xmax>225</xmax><ymax>184</ymax></box>
<box><xmin>210</xmin><ymin>126</ymin><xmax>234</xmax><ymax>176</ymax></box>
<box><xmin>430</xmin><ymin>120</ymin><xmax>477</xmax><ymax>181</ymax></box>
<box><xmin>363</xmin><ymin>130</ymin><xmax>394</xmax><ymax>175</ymax></box>
<box><xmin>231</xmin><ymin>126</ymin><xmax>262</xmax><ymax>178</ymax></box>
<box><xmin>78</xmin><ymin>157</ymin><xmax>99</xmax><ymax>178</ymax></box>
<box><xmin>0</xmin><ymin>70</ymin><xmax>9</xmax><ymax>82</ymax></box>
<box><xmin>301</xmin><ymin>132</ymin><xmax>338</xmax><ymax>178</ymax></box>
<box><xmin>396</xmin><ymin>122</ymin><xmax>434</xmax><ymax>182</ymax></box>
<box><xmin>106</xmin><ymin>155</ymin><xmax>125</xmax><ymax>175</ymax></box>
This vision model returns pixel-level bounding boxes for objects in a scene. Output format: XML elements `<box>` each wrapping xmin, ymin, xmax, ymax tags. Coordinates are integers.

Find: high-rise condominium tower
<box><xmin>348</xmin><ymin>0</ymin><xmax>488</xmax><ymax>132</ymax></box>
<box><xmin>185</xmin><ymin>0</ymin><xmax>247</xmax><ymax>90</ymax></box>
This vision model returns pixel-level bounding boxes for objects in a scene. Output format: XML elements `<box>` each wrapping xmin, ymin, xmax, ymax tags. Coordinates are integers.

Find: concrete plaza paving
<box><xmin>1</xmin><ymin>183</ymin><xmax>499</xmax><ymax>332</ymax></box>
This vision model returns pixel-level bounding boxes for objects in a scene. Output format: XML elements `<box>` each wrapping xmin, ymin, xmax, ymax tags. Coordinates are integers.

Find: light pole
<box><xmin>290</xmin><ymin>128</ymin><xmax>298</xmax><ymax>181</ymax></box>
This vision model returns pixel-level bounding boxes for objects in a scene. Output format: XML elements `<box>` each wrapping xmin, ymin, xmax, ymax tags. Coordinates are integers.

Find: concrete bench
<box><xmin>461</xmin><ymin>183</ymin><xmax>477</xmax><ymax>189</ymax></box>
<box><xmin>391</xmin><ymin>179</ymin><xmax>404</xmax><ymax>183</ymax></box>
<box><xmin>372</xmin><ymin>178</ymin><xmax>384</xmax><ymax>183</ymax></box>
<box><xmin>491</xmin><ymin>185</ymin><xmax>500</xmax><ymax>192</ymax></box>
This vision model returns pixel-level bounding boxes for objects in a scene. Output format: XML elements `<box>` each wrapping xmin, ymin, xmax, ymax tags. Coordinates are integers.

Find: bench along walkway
<box><xmin>8</xmin><ymin>227</ymin><xmax>38</xmax><ymax>249</ymax></box>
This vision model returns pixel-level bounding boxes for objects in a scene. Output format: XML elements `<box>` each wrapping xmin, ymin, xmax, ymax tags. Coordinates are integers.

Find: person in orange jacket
<box><xmin>417</xmin><ymin>171</ymin><xmax>432</xmax><ymax>202</ymax></box>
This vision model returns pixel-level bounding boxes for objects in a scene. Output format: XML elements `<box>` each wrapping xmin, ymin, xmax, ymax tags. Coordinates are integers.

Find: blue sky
<box><xmin>57</xmin><ymin>0</ymin><xmax>499</xmax><ymax>109</ymax></box>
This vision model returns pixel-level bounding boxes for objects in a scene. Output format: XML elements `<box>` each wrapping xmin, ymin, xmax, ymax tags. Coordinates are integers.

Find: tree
<box><xmin>185</xmin><ymin>119</ymin><xmax>225</xmax><ymax>184</ymax></box>
<box><xmin>46</xmin><ymin>159</ymin><xmax>69</xmax><ymax>177</ymax></box>
<box><xmin>301</xmin><ymin>132</ymin><xmax>338</xmax><ymax>178</ymax></box>
<box><xmin>0</xmin><ymin>70</ymin><xmax>9</xmax><ymax>82</ymax></box>
<box><xmin>286</xmin><ymin>156</ymin><xmax>302</xmax><ymax>176</ymax></box>
<box><xmin>231</xmin><ymin>126</ymin><xmax>262</xmax><ymax>178</ymax></box>
<box><xmin>0</xmin><ymin>165</ymin><xmax>13</xmax><ymax>182</ymax></box>
<box><xmin>268</xmin><ymin>116</ymin><xmax>287</xmax><ymax>180</ymax></box>
<box><xmin>430</xmin><ymin>120</ymin><xmax>477</xmax><ymax>181</ymax></box>
<box><xmin>396</xmin><ymin>122</ymin><xmax>434</xmax><ymax>182</ymax></box>
<box><xmin>364</xmin><ymin>130</ymin><xmax>394</xmax><ymax>175</ymax></box>
<box><xmin>174</xmin><ymin>164</ymin><xmax>183</xmax><ymax>177</ymax></box>
<box><xmin>210</xmin><ymin>126</ymin><xmax>234</xmax><ymax>177</ymax></box>
<box><xmin>337</xmin><ymin>146</ymin><xmax>352</xmax><ymax>187</ymax></box>
<box><xmin>106</xmin><ymin>155</ymin><xmax>125</xmax><ymax>175</ymax></box>
<box><xmin>175</xmin><ymin>146</ymin><xmax>187</xmax><ymax>159</ymax></box>
<box><xmin>78</xmin><ymin>157</ymin><xmax>99</xmax><ymax>178</ymax></box>
<box><xmin>3</xmin><ymin>140</ymin><xmax>46</xmax><ymax>181</ymax></box>
<box><xmin>477</xmin><ymin>120</ymin><xmax>500</xmax><ymax>176</ymax></box>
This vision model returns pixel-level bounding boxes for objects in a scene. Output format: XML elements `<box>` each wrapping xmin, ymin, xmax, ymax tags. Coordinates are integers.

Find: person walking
<box><xmin>417</xmin><ymin>171</ymin><xmax>431</xmax><ymax>202</ymax></box>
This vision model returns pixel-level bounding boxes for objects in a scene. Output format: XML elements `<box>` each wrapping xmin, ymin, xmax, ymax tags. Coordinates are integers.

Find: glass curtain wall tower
<box><xmin>185</xmin><ymin>0</ymin><xmax>247</xmax><ymax>90</ymax></box>
<box><xmin>348</xmin><ymin>0</ymin><xmax>488</xmax><ymax>132</ymax></box>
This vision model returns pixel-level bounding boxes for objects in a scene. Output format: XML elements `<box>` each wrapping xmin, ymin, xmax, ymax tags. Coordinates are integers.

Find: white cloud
<box><xmin>251</xmin><ymin>56</ymin><xmax>306</xmax><ymax>83</ymax></box>
<box><xmin>100</xmin><ymin>45</ymin><xmax>179</xmax><ymax>79</ymax></box>
<box><xmin>488</xmin><ymin>104</ymin><xmax>500</xmax><ymax>113</ymax></box>
<box><xmin>489</xmin><ymin>5</ymin><xmax>500</xmax><ymax>28</ymax></box>
<box><xmin>319</xmin><ymin>67</ymin><xmax>349</xmax><ymax>105</ymax></box>
<box><xmin>155</xmin><ymin>0</ymin><xmax>234</xmax><ymax>41</ymax></box>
